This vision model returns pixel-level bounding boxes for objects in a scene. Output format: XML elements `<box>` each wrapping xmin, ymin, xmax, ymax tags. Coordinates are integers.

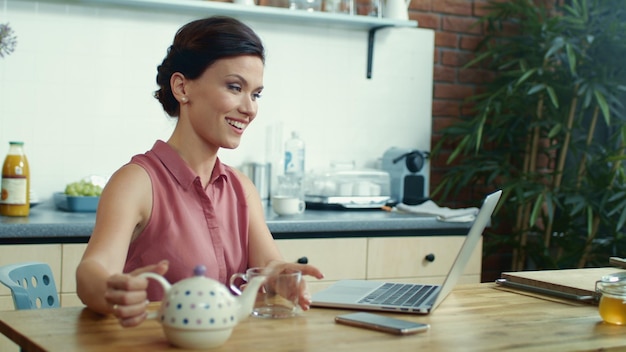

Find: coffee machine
<box><xmin>381</xmin><ymin>147</ymin><xmax>429</xmax><ymax>205</ymax></box>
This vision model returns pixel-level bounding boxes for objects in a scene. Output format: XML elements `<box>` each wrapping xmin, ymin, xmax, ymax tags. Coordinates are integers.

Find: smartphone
<box><xmin>335</xmin><ymin>312</ymin><xmax>430</xmax><ymax>335</ymax></box>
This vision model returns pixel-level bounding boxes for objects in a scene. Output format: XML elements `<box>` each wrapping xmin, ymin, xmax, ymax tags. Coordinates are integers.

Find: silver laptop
<box><xmin>311</xmin><ymin>190</ymin><xmax>502</xmax><ymax>314</ymax></box>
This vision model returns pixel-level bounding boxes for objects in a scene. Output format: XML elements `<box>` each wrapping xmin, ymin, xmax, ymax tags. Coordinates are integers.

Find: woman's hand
<box><xmin>264</xmin><ymin>261</ymin><xmax>324</xmax><ymax>311</ymax></box>
<box><xmin>104</xmin><ymin>260</ymin><xmax>169</xmax><ymax>327</ymax></box>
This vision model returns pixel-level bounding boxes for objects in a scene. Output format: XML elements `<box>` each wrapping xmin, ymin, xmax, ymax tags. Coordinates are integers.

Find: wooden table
<box><xmin>2</xmin><ymin>283</ymin><xmax>626</xmax><ymax>352</ymax></box>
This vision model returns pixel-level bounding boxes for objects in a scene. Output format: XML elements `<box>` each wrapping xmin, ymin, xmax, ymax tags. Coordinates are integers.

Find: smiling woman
<box><xmin>75</xmin><ymin>15</ymin><xmax>324</xmax><ymax>328</ymax></box>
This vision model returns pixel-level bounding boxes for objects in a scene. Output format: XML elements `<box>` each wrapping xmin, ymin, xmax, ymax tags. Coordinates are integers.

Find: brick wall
<box><xmin>409</xmin><ymin>0</ymin><xmax>508</xmax><ymax>281</ymax></box>
<box><xmin>409</xmin><ymin>0</ymin><xmax>491</xmax><ymax>202</ymax></box>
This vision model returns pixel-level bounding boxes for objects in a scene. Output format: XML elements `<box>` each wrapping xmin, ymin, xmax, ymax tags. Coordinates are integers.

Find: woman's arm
<box><xmin>237</xmin><ymin>170</ymin><xmax>324</xmax><ymax>309</ymax></box>
<box><xmin>75</xmin><ymin>164</ymin><xmax>153</xmax><ymax>316</ymax></box>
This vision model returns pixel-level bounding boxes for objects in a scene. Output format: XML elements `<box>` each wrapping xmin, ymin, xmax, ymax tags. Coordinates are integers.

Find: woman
<box><xmin>76</xmin><ymin>16</ymin><xmax>323</xmax><ymax>327</ymax></box>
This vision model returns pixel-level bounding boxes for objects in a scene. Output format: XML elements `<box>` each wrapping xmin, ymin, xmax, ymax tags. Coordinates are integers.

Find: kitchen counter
<box><xmin>0</xmin><ymin>201</ymin><xmax>471</xmax><ymax>244</ymax></box>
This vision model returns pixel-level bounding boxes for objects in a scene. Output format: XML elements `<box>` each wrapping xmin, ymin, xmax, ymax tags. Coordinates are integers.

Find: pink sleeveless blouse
<box><xmin>124</xmin><ymin>140</ymin><xmax>249</xmax><ymax>301</ymax></box>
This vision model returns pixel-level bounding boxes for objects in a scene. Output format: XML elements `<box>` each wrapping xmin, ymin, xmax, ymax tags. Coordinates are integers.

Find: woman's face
<box><xmin>183</xmin><ymin>55</ymin><xmax>264</xmax><ymax>150</ymax></box>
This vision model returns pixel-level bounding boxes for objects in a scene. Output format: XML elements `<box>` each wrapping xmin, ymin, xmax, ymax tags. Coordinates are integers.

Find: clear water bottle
<box><xmin>284</xmin><ymin>131</ymin><xmax>305</xmax><ymax>179</ymax></box>
<box><xmin>0</xmin><ymin>141</ymin><xmax>30</xmax><ymax>217</ymax></box>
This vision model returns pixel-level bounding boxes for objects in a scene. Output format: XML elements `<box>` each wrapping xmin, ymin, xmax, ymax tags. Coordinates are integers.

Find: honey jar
<box><xmin>596</xmin><ymin>272</ymin><xmax>626</xmax><ymax>325</ymax></box>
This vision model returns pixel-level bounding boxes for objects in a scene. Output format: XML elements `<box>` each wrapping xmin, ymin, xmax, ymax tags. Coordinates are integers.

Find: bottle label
<box><xmin>1</xmin><ymin>177</ymin><xmax>28</xmax><ymax>205</ymax></box>
<box><xmin>284</xmin><ymin>150</ymin><xmax>305</xmax><ymax>176</ymax></box>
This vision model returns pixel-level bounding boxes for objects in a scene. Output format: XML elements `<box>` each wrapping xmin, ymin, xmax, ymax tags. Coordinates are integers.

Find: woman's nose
<box><xmin>239</xmin><ymin>95</ymin><xmax>257</xmax><ymax>117</ymax></box>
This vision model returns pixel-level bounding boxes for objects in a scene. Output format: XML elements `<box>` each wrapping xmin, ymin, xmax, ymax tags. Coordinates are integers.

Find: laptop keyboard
<box><xmin>358</xmin><ymin>283</ymin><xmax>437</xmax><ymax>307</ymax></box>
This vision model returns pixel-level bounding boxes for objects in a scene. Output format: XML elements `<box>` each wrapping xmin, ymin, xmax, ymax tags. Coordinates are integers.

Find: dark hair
<box><xmin>154</xmin><ymin>16</ymin><xmax>265</xmax><ymax>117</ymax></box>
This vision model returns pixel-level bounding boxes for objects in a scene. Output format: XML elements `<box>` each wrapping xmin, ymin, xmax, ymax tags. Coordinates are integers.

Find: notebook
<box><xmin>311</xmin><ymin>189</ymin><xmax>502</xmax><ymax>314</ymax></box>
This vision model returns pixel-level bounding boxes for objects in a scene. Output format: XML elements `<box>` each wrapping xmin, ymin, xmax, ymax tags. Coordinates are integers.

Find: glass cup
<box><xmin>272</xmin><ymin>175</ymin><xmax>305</xmax><ymax>216</ymax></box>
<box><xmin>230</xmin><ymin>267</ymin><xmax>302</xmax><ymax>318</ymax></box>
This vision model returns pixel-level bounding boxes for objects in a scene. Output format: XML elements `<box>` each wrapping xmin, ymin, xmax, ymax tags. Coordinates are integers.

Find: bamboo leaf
<box><xmin>515</xmin><ymin>68</ymin><xmax>538</xmax><ymax>88</ymax></box>
<box><xmin>447</xmin><ymin>136</ymin><xmax>469</xmax><ymax>164</ymax></box>
<box><xmin>566</xmin><ymin>43</ymin><xmax>577</xmax><ymax>75</ymax></box>
<box><xmin>527</xmin><ymin>84</ymin><xmax>545</xmax><ymax>95</ymax></box>
<box><xmin>618</xmin><ymin>208</ymin><xmax>626</xmax><ymax>232</ymax></box>
<box><xmin>529</xmin><ymin>193</ymin><xmax>544</xmax><ymax>226</ymax></box>
<box><xmin>546</xmin><ymin>86</ymin><xmax>559</xmax><ymax>108</ymax></box>
<box><xmin>548</xmin><ymin>124</ymin><xmax>562</xmax><ymax>138</ymax></box>
<box><xmin>606</xmin><ymin>155</ymin><xmax>626</xmax><ymax>162</ymax></box>
<box><xmin>594</xmin><ymin>90</ymin><xmax>611</xmax><ymax>124</ymax></box>
<box><xmin>587</xmin><ymin>206</ymin><xmax>593</xmax><ymax>237</ymax></box>
<box><xmin>462</xmin><ymin>50</ymin><xmax>494</xmax><ymax>69</ymax></box>
<box><xmin>546</xmin><ymin>37</ymin><xmax>564</xmax><ymax>59</ymax></box>
<box><xmin>609</xmin><ymin>191</ymin><xmax>626</xmax><ymax>202</ymax></box>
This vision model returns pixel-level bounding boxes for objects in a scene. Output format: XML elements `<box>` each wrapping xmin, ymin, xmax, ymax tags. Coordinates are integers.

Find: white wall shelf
<box><xmin>81</xmin><ymin>0</ymin><xmax>418</xmax><ymax>30</ymax></box>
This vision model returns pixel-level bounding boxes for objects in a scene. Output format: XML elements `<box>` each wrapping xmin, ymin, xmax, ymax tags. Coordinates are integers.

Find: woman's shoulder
<box><xmin>106</xmin><ymin>163</ymin><xmax>151</xmax><ymax>192</ymax></box>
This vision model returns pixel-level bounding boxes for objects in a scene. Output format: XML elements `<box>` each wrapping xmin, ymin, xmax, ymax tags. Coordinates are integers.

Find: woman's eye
<box><xmin>253</xmin><ymin>92</ymin><xmax>262</xmax><ymax>100</ymax></box>
<box><xmin>228</xmin><ymin>84</ymin><xmax>242</xmax><ymax>92</ymax></box>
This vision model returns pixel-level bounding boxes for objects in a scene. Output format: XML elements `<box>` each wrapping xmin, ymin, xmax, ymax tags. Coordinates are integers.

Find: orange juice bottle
<box><xmin>0</xmin><ymin>141</ymin><xmax>30</xmax><ymax>216</ymax></box>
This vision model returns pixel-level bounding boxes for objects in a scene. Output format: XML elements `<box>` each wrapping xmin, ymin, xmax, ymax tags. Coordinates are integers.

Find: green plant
<box><xmin>431</xmin><ymin>0</ymin><xmax>626</xmax><ymax>271</ymax></box>
<box><xmin>0</xmin><ymin>23</ymin><xmax>17</xmax><ymax>58</ymax></box>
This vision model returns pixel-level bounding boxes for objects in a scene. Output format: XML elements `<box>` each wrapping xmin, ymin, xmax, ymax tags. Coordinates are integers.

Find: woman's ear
<box><xmin>170</xmin><ymin>72</ymin><xmax>187</xmax><ymax>103</ymax></box>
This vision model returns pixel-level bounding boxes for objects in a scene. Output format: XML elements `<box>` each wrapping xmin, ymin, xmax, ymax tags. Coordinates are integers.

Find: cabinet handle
<box><xmin>297</xmin><ymin>256</ymin><xmax>309</xmax><ymax>264</ymax></box>
<box><xmin>424</xmin><ymin>253</ymin><xmax>435</xmax><ymax>262</ymax></box>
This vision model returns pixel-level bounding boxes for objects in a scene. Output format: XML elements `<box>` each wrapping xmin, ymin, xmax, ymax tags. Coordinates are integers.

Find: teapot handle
<box><xmin>137</xmin><ymin>272</ymin><xmax>172</xmax><ymax>320</ymax></box>
<box><xmin>229</xmin><ymin>272</ymin><xmax>246</xmax><ymax>296</ymax></box>
<box><xmin>138</xmin><ymin>272</ymin><xmax>172</xmax><ymax>292</ymax></box>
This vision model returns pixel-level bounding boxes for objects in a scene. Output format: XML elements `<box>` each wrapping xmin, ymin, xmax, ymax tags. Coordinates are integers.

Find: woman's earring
<box><xmin>181</xmin><ymin>97</ymin><xmax>188</xmax><ymax>103</ymax></box>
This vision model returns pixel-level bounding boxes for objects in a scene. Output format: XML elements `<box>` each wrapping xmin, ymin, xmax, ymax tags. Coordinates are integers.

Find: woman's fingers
<box><xmin>265</xmin><ymin>261</ymin><xmax>325</xmax><ymax>280</ymax></box>
<box><xmin>298</xmin><ymin>280</ymin><xmax>312</xmax><ymax>311</ymax></box>
<box><xmin>114</xmin><ymin>300</ymin><xmax>150</xmax><ymax>327</ymax></box>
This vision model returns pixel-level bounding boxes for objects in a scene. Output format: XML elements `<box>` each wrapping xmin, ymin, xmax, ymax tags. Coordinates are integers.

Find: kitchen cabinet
<box><xmin>61</xmin><ymin>244</ymin><xmax>88</xmax><ymax>307</ymax></box>
<box><xmin>0</xmin><ymin>236</ymin><xmax>481</xmax><ymax>308</ymax></box>
<box><xmin>277</xmin><ymin>238</ymin><xmax>368</xmax><ymax>292</ymax></box>
<box><xmin>277</xmin><ymin>235</ymin><xmax>482</xmax><ymax>293</ymax></box>
<box><xmin>367</xmin><ymin>236</ymin><xmax>481</xmax><ymax>284</ymax></box>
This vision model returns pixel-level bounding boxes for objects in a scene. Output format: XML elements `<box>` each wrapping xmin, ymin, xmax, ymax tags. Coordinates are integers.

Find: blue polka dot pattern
<box><xmin>158</xmin><ymin>275</ymin><xmax>241</xmax><ymax>330</ymax></box>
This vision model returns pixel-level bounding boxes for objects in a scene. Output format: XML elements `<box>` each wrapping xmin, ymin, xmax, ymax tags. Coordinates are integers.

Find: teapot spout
<box><xmin>236</xmin><ymin>275</ymin><xmax>266</xmax><ymax>321</ymax></box>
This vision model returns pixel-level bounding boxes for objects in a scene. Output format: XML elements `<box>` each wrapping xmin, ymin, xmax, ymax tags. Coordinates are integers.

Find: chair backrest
<box><xmin>0</xmin><ymin>262</ymin><xmax>60</xmax><ymax>310</ymax></box>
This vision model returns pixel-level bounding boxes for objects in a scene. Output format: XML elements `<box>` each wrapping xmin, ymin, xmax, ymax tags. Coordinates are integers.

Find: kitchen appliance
<box><xmin>241</xmin><ymin>162</ymin><xmax>271</xmax><ymax>203</ymax></box>
<box><xmin>381</xmin><ymin>147</ymin><xmax>429</xmax><ymax>205</ymax></box>
<box><xmin>303</xmin><ymin>167</ymin><xmax>391</xmax><ymax>208</ymax></box>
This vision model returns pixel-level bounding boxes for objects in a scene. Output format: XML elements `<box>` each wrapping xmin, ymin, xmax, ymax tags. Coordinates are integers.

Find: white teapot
<box><xmin>140</xmin><ymin>265</ymin><xmax>266</xmax><ymax>349</ymax></box>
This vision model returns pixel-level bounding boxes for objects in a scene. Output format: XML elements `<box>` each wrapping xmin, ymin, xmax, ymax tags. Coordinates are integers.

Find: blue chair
<box><xmin>0</xmin><ymin>262</ymin><xmax>60</xmax><ymax>310</ymax></box>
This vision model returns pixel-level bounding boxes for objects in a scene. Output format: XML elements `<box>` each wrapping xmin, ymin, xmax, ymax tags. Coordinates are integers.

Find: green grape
<box><xmin>64</xmin><ymin>180</ymin><xmax>103</xmax><ymax>197</ymax></box>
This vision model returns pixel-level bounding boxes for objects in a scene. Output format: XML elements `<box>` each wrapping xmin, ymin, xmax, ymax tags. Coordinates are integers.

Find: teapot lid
<box><xmin>193</xmin><ymin>265</ymin><xmax>207</xmax><ymax>277</ymax></box>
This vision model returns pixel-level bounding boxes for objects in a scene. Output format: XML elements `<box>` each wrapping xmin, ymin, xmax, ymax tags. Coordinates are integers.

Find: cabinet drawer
<box><xmin>366</xmin><ymin>236</ymin><xmax>481</xmax><ymax>279</ymax></box>
<box><xmin>61</xmin><ymin>244</ymin><xmax>87</xmax><ymax>294</ymax></box>
<box><xmin>276</xmin><ymin>238</ymin><xmax>367</xmax><ymax>281</ymax></box>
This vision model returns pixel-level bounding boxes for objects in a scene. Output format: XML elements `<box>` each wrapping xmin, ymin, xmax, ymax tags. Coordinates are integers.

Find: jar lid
<box><xmin>600</xmin><ymin>272</ymin><xmax>626</xmax><ymax>283</ymax></box>
<box><xmin>597</xmin><ymin>272</ymin><xmax>626</xmax><ymax>296</ymax></box>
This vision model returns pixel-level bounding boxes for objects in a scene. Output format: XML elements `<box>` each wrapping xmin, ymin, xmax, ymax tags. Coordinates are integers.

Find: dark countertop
<box><xmin>0</xmin><ymin>201</ymin><xmax>472</xmax><ymax>244</ymax></box>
